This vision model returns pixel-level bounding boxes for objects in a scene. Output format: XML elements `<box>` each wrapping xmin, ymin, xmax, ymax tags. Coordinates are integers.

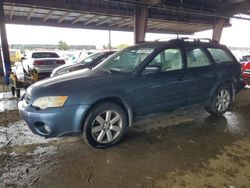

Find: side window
<box><xmin>149</xmin><ymin>48</ymin><xmax>183</xmax><ymax>72</ymax></box>
<box><xmin>207</xmin><ymin>48</ymin><xmax>233</xmax><ymax>64</ymax></box>
<box><xmin>186</xmin><ymin>48</ymin><xmax>211</xmax><ymax>68</ymax></box>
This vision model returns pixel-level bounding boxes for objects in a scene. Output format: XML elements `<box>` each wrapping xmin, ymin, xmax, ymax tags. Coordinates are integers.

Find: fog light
<box><xmin>44</xmin><ymin>124</ymin><xmax>51</xmax><ymax>133</ymax></box>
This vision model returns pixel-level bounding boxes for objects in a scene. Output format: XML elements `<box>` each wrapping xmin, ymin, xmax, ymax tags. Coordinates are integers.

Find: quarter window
<box><xmin>208</xmin><ymin>48</ymin><xmax>233</xmax><ymax>63</ymax></box>
<box><xmin>186</xmin><ymin>48</ymin><xmax>210</xmax><ymax>68</ymax></box>
<box><xmin>149</xmin><ymin>49</ymin><xmax>183</xmax><ymax>72</ymax></box>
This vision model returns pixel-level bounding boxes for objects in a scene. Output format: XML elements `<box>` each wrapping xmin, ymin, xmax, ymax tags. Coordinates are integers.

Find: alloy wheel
<box><xmin>91</xmin><ymin>110</ymin><xmax>122</xmax><ymax>144</ymax></box>
<box><xmin>215</xmin><ymin>89</ymin><xmax>230</xmax><ymax>112</ymax></box>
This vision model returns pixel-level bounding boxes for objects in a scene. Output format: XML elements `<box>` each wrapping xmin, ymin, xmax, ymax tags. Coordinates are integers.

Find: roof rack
<box><xmin>155</xmin><ymin>36</ymin><xmax>179</xmax><ymax>42</ymax></box>
<box><xmin>155</xmin><ymin>37</ymin><xmax>218</xmax><ymax>43</ymax></box>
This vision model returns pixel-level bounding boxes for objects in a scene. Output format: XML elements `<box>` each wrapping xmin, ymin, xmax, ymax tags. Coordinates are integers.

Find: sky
<box><xmin>4</xmin><ymin>18</ymin><xmax>250</xmax><ymax>49</ymax></box>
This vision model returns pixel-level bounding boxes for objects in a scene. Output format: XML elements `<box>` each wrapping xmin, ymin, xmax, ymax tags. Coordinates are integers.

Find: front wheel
<box><xmin>206</xmin><ymin>85</ymin><xmax>232</xmax><ymax>115</ymax></box>
<box><xmin>83</xmin><ymin>102</ymin><xmax>127</xmax><ymax>148</ymax></box>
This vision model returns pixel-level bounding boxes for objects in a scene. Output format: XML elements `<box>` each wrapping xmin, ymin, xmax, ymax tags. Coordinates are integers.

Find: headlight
<box><xmin>32</xmin><ymin>96</ymin><xmax>68</xmax><ymax>109</ymax></box>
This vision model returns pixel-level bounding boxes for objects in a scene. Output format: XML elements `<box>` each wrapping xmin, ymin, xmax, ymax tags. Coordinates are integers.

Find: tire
<box><xmin>82</xmin><ymin>102</ymin><xmax>127</xmax><ymax>149</ymax></box>
<box><xmin>205</xmin><ymin>85</ymin><xmax>232</xmax><ymax>115</ymax></box>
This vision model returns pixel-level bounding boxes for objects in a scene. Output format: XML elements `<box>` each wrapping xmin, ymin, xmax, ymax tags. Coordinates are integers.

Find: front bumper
<box><xmin>18</xmin><ymin>100</ymin><xmax>90</xmax><ymax>138</ymax></box>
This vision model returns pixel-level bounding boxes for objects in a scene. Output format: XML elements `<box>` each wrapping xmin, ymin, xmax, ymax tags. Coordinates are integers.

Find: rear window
<box><xmin>186</xmin><ymin>48</ymin><xmax>211</xmax><ymax>68</ymax></box>
<box><xmin>207</xmin><ymin>48</ymin><xmax>233</xmax><ymax>63</ymax></box>
<box><xmin>240</xmin><ymin>55</ymin><xmax>250</xmax><ymax>62</ymax></box>
<box><xmin>32</xmin><ymin>52</ymin><xmax>59</xmax><ymax>58</ymax></box>
<box><xmin>79</xmin><ymin>52</ymin><xmax>106</xmax><ymax>65</ymax></box>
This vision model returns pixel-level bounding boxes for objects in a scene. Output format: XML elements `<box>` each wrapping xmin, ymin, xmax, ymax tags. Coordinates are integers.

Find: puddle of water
<box><xmin>0</xmin><ymin>90</ymin><xmax>26</xmax><ymax>112</ymax></box>
<box><xmin>224</xmin><ymin>111</ymin><xmax>250</xmax><ymax>135</ymax></box>
<box><xmin>0</xmin><ymin>100</ymin><xmax>18</xmax><ymax>112</ymax></box>
<box><xmin>27</xmin><ymin>146</ymin><xmax>57</xmax><ymax>157</ymax></box>
<box><xmin>0</xmin><ymin>92</ymin><xmax>14</xmax><ymax>99</ymax></box>
<box><xmin>0</xmin><ymin>121</ymin><xmax>56</xmax><ymax>149</ymax></box>
<box><xmin>0</xmin><ymin>157</ymin><xmax>47</xmax><ymax>188</ymax></box>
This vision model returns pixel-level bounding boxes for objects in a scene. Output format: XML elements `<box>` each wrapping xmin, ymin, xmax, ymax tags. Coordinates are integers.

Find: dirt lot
<box><xmin>0</xmin><ymin>88</ymin><xmax>250</xmax><ymax>188</ymax></box>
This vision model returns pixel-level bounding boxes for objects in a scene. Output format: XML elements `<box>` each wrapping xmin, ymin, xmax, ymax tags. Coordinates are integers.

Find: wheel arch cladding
<box><xmin>223</xmin><ymin>79</ymin><xmax>236</xmax><ymax>101</ymax></box>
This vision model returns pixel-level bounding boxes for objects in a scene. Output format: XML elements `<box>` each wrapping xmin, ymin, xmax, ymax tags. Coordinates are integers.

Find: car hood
<box><xmin>27</xmin><ymin>68</ymin><xmax>126</xmax><ymax>97</ymax></box>
<box><xmin>56</xmin><ymin>62</ymin><xmax>87</xmax><ymax>72</ymax></box>
<box><xmin>51</xmin><ymin>62</ymin><xmax>89</xmax><ymax>77</ymax></box>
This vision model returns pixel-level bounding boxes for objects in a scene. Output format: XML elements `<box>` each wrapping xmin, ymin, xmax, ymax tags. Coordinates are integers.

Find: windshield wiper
<box><xmin>96</xmin><ymin>67</ymin><xmax>112</xmax><ymax>74</ymax></box>
<box><xmin>108</xmin><ymin>68</ymin><xmax>126</xmax><ymax>74</ymax></box>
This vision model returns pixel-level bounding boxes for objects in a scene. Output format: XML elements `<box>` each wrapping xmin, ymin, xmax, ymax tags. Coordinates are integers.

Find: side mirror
<box><xmin>142</xmin><ymin>65</ymin><xmax>160</xmax><ymax>75</ymax></box>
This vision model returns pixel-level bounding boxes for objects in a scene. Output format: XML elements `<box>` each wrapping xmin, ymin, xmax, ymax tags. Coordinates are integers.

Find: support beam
<box><xmin>9</xmin><ymin>6</ymin><xmax>14</xmax><ymax>20</ymax></box>
<box><xmin>108</xmin><ymin>30</ymin><xmax>111</xmax><ymax>50</ymax></box>
<box><xmin>43</xmin><ymin>10</ymin><xmax>53</xmax><ymax>23</ymax></box>
<box><xmin>212</xmin><ymin>19</ymin><xmax>226</xmax><ymax>42</ymax></box>
<box><xmin>134</xmin><ymin>6</ymin><xmax>148</xmax><ymax>44</ymax></box>
<box><xmin>58</xmin><ymin>12</ymin><xmax>70</xmax><ymax>24</ymax></box>
<box><xmin>84</xmin><ymin>15</ymin><xmax>99</xmax><ymax>25</ymax></box>
<box><xmin>117</xmin><ymin>20</ymin><xmax>133</xmax><ymax>27</ymax></box>
<box><xmin>147</xmin><ymin>22</ymin><xmax>163</xmax><ymax>29</ymax></box>
<box><xmin>96</xmin><ymin>19</ymin><xmax>111</xmax><ymax>26</ymax></box>
<box><xmin>108</xmin><ymin>19</ymin><xmax>126</xmax><ymax>27</ymax></box>
<box><xmin>72</xmin><ymin>13</ymin><xmax>83</xmax><ymax>24</ymax></box>
<box><xmin>27</xmin><ymin>8</ymin><xmax>35</xmax><ymax>20</ymax></box>
<box><xmin>0</xmin><ymin>1</ymin><xmax>11</xmax><ymax>81</ymax></box>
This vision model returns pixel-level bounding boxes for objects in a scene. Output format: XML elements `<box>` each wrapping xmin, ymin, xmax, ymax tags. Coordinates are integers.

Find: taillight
<box><xmin>57</xmin><ymin>60</ymin><xmax>65</xmax><ymax>65</ymax></box>
<box><xmin>34</xmin><ymin>60</ymin><xmax>46</xmax><ymax>65</ymax></box>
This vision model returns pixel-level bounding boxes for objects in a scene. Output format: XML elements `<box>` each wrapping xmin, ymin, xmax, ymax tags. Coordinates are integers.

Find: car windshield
<box><xmin>95</xmin><ymin>48</ymin><xmax>155</xmax><ymax>73</ymax></box>
<box><xmin>32</xmin><ymin>52</ymin><xmax>60</xmax><ymax>58</ymax></box>
<box><xmin>77</xmin><ymin>52</ymin><xmax>105</xmax><ymax>65</ymax></box>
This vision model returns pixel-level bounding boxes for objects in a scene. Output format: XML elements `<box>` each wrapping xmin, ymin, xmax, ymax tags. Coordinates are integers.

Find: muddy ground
<box><xmin>0</xmin><ymin>88</ymin><xmax>250</xmax><ymax>188</ymax></box>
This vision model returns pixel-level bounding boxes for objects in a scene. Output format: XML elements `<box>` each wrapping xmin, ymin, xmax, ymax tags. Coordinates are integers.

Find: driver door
<box><xmin>134</xmin><ymin>48</ymin><xmax>187</xmax><ymax>116</ymax></box>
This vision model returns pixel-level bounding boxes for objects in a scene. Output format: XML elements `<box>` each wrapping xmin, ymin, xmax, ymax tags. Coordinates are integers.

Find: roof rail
<box><xmin>155</xmin><ymin>36</ymin><xmax>180</xmax><ymax>42</ymax></box>
<box><xmin>155</xmin><ymin>37</ymin><xmax>219</xmax><ymax>43</ymax></box>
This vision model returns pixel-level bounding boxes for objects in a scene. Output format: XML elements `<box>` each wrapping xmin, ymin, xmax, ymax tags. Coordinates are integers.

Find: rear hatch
<box><xmin>31</xmin><ymin>52</ymin><xmax>65</xmax><ymax>73</ymax></box>
<box><xmin>33</xmin><ymin>58</ymin><xmax>65</xmax><ymax>73</ymax></box>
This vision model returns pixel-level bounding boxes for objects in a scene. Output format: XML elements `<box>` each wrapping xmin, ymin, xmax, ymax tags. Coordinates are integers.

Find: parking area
<box><xmin>0</xmin><ymin>88</ymin><xmax>249</xmax><ymax>187</ymax></box>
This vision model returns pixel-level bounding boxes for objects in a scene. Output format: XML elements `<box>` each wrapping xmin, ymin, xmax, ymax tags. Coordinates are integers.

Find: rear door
<box><xmin>134</xmin><ymin>47</ymin><xmax>187</xmax><ymax>115</ymax></box>
<box><xmin>185</xmin><ymin>46</ymin><xmax>218</xmax><ymax>105</ymax></box>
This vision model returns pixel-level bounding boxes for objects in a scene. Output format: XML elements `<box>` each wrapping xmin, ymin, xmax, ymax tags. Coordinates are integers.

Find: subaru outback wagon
<box><xmin>18</xmin><ymin>38</ymin><xmax>244</xmax><ymax>148</ymax></box>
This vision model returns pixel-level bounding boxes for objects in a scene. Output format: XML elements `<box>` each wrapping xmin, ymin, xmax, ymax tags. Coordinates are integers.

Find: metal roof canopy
<box><xmin>2</xmin><ymin>0</ymin><xmax>250</xmax><ymax>35</ymax></box>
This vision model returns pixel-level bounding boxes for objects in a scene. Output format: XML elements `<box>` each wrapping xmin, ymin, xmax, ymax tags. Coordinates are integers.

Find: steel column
<box><xmin>108</xmin><ymin>30</ymin><xmax>112</xmax><ymax>50</ymax></box>
<box><xmin>134</xmin><ymin>6</ymin><xmax>148</xmax><ymax>44</ymax></box>
<box><xmin>0</xmin><ymin>1</ymin><xmax>11</xmax><ymax>83</ymax></box>
<box><xmin>212</xmin><ymin>19</ymin><xmax>226</xmax><ymax>42</ymax></box>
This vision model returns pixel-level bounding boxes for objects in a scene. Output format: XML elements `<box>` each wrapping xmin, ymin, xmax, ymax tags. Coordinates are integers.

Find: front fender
<box><xmin>86</xmin><ymin>90</ymin><xmax>134</xmax><ymax>127</ymax></box>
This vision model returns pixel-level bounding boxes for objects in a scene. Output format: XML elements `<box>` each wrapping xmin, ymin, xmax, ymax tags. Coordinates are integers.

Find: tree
<box><xmin>58</xmin><ymin>41</ymin><xmax>69</xmax><ymax>50</ymax></box>
<box><xmin>117</xmin><ymin>44</ymin><xmax>129</xmax><ymax>49</ymax></box>
<box><xmin>102</xmin><ymin>43</ymin><xmax>112</xmax><ymax>50</ymax></box>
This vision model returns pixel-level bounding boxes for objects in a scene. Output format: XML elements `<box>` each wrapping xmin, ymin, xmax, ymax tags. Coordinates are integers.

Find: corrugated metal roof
<box><xmin>2</xmin><ymin>0</ymin><xmax>250</xmax><ymax>34</ymax></box>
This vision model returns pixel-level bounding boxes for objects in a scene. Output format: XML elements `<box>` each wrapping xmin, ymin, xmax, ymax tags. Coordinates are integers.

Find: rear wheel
<box><xmin>83</xmin><ymin>102</ymin><xmax>127</xmax><ymax>148</ymax></box>
<box><xmin>206</xmin><ymin>85</ymin><xmax>231</xmax><ymax>115</ymax></box>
